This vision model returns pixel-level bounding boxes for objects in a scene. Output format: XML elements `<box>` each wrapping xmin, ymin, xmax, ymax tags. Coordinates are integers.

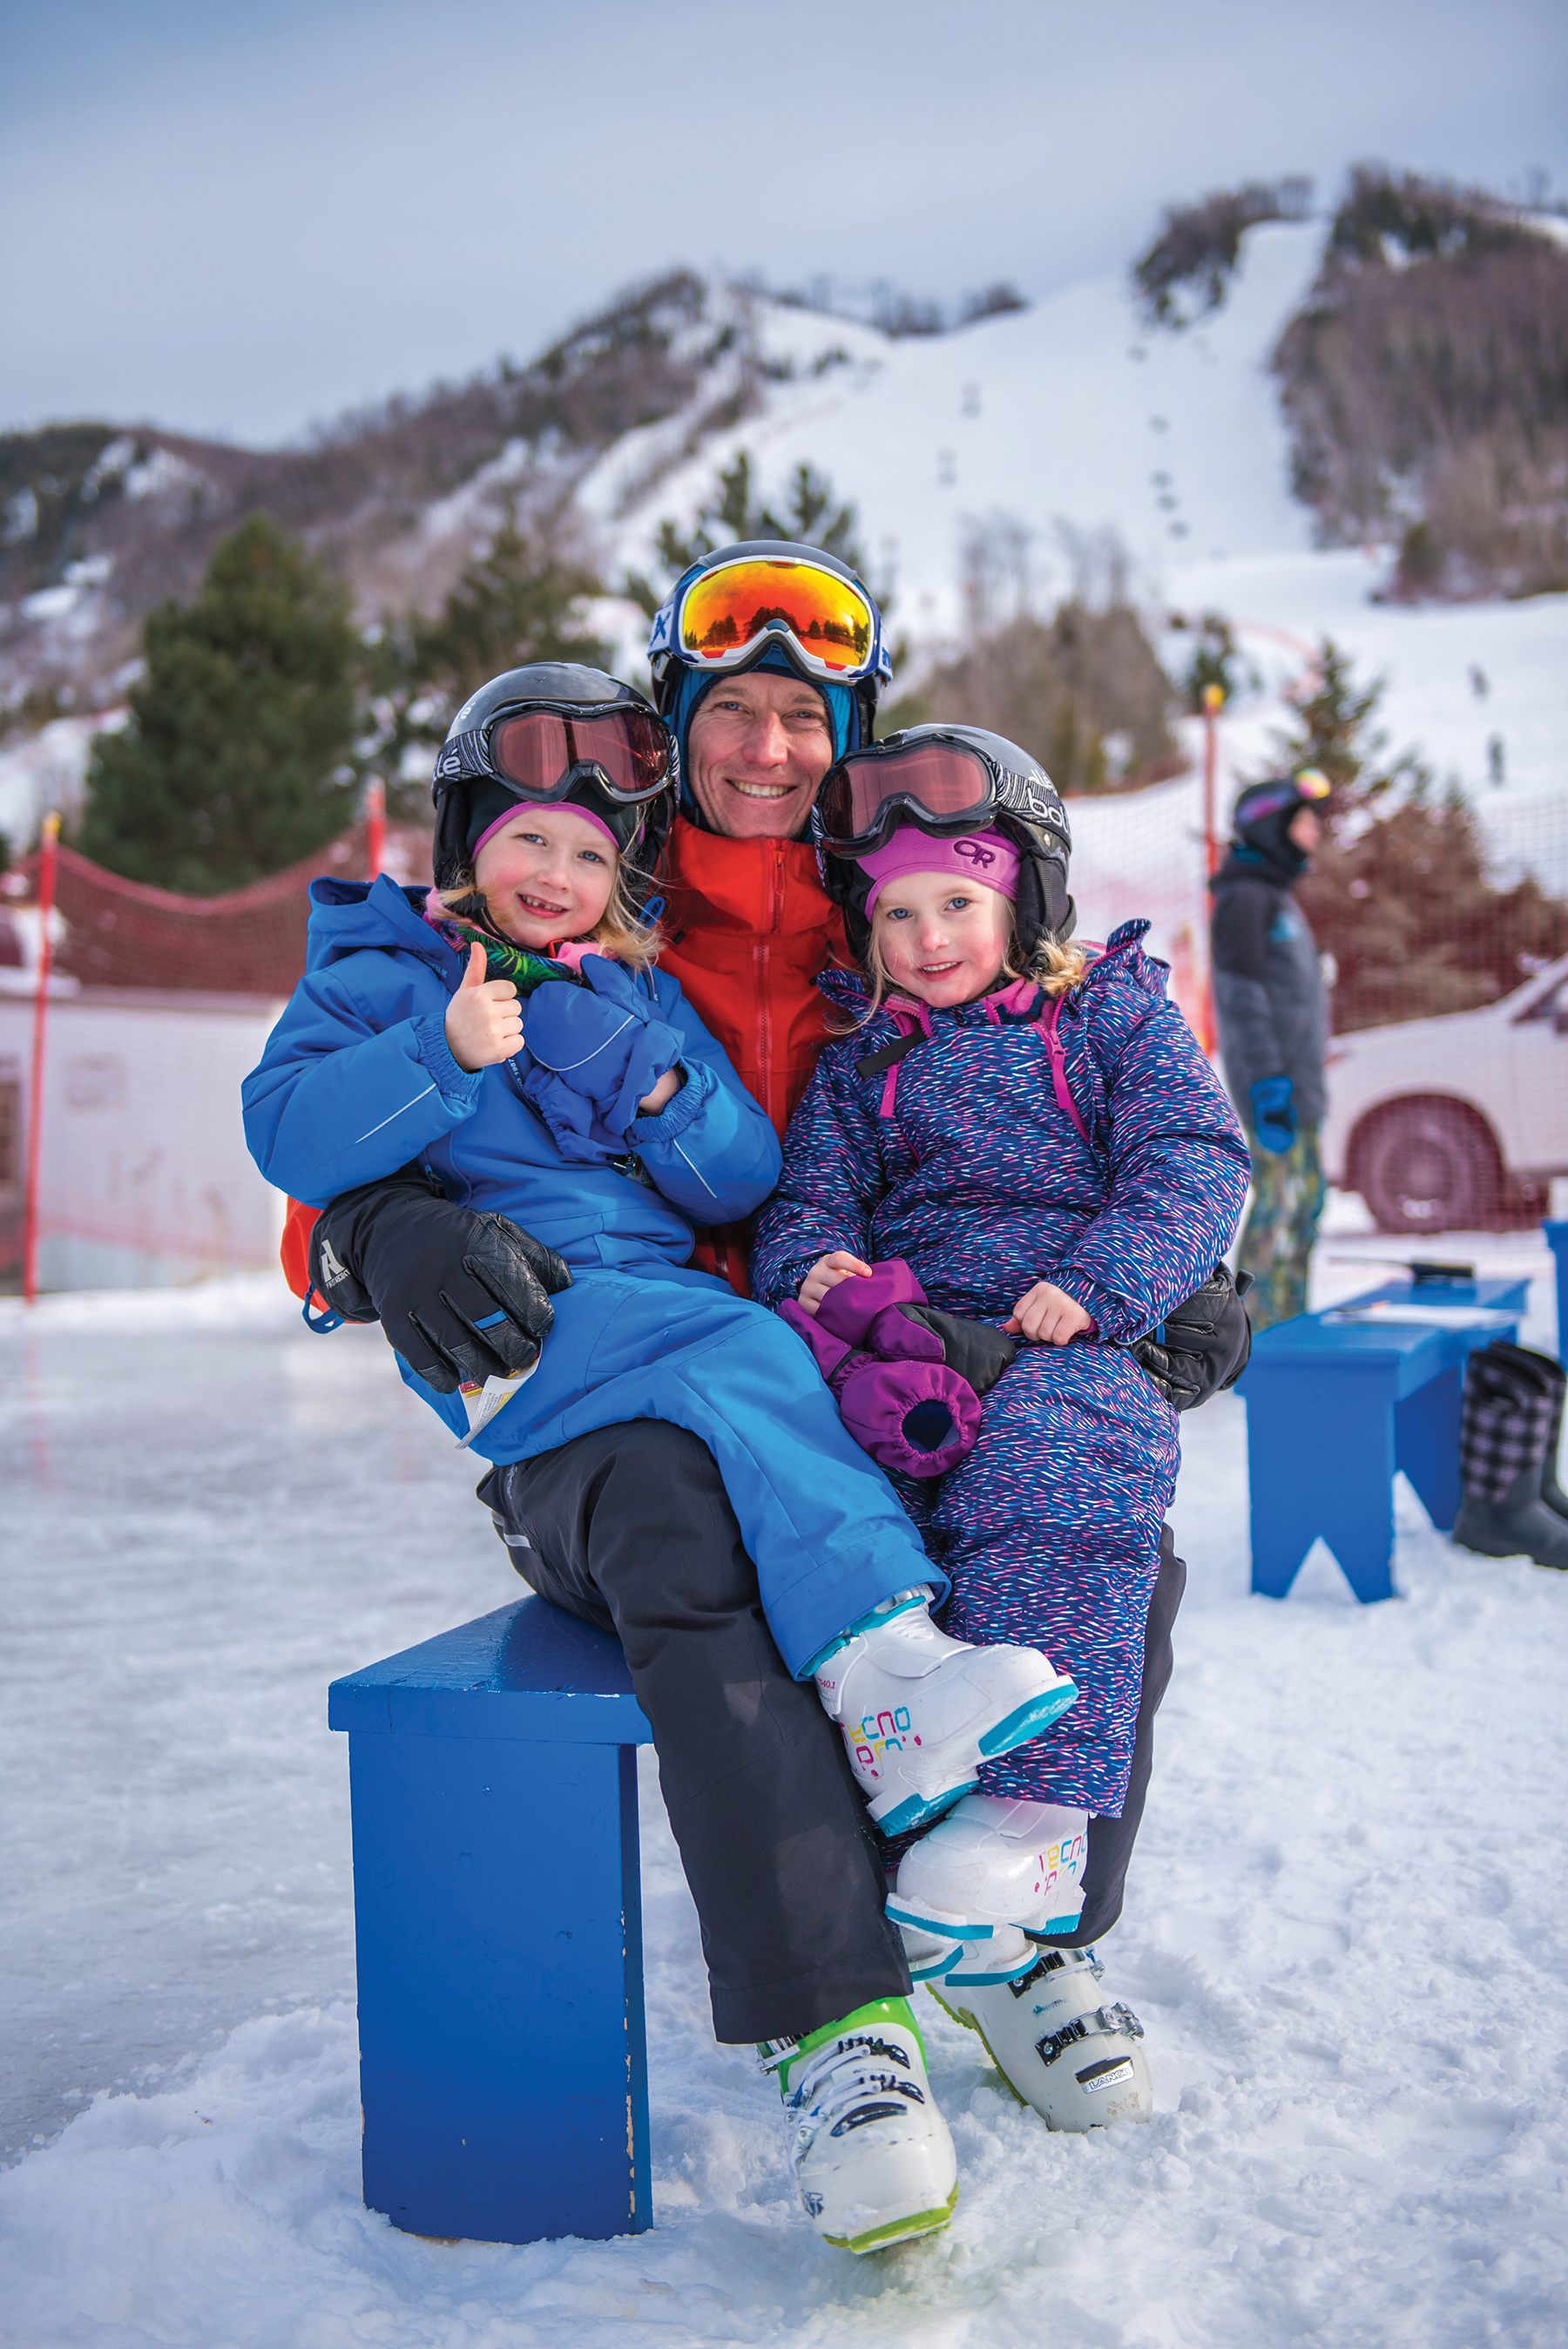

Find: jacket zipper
<box><xmin>750</xmin><ymin>844</ymin><xmax>783</xmax><ymax>1129</ymax></box>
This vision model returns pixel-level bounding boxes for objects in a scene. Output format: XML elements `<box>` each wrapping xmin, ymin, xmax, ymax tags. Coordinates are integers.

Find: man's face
<box><xmin>685</xmin><ymin>670</ymin><xmax>835</xmax><ymax>839</ymax></box>
<box><xmin>1288</xmin><ymin>805</ymin><xmax>1321</xmax><ymax>854</ymax></box>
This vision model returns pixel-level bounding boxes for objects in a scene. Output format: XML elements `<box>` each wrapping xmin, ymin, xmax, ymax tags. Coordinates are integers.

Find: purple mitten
<box><xmin>837</xmin><ymin>1353</ymin><xmax>983</xmax><ymax>1478</ymax></box>
<box><xmin>814</xmin><ymin>1260</ymin><xmax>941</xmax><ymax>1358</ymax></box>
<box><xmin>779</xmin><ymin>1296</ymin><xmax>854</xmax><ymax>1386</ymax></box>
<box><xmin>780</xmin><ymin>1290</ymin><xmax>983</xmax><ymax>1479</ymax></box>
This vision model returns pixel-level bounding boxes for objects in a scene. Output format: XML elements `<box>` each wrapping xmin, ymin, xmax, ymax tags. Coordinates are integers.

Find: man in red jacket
<box><xmin>652</xmin><ymin>576</ymin><xmax>862</xmax><ymax>1292</ymax></box>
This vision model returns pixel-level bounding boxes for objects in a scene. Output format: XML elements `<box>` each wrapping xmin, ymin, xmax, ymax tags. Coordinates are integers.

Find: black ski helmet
<box><xmin>430</xmin><ymin>663</ymin><xmax>675</xmax><ymax>900</ymax></box>
<box><xmin>1230</xmin><ymin>768</ymin><xmax>1330</xmax><ymax>875</ymax></box>
<box><xmin>815</xmin><ymin>724</ymin><xmax>1076</xmax><ymax>965</ymax></box>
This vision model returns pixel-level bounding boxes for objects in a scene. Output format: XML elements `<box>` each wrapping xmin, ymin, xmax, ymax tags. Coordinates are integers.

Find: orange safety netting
<box><xmin>16</xmin><ymin>824</ymin><xmax>431</xmax><ymax>997</ymax></box>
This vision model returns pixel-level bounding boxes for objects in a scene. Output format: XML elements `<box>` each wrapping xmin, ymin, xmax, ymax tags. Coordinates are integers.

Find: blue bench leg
<box><xmin>1246</xmin><ymin>1362</ymin><xmax>1398</xmax><ymax>1603</ymax></box>
<box><xmin>346</xmin><ymin>1727</ymin><xmax>651</xmax><ymax>2244</ymax></box>
<box><xmin>1395</xmin><ymin>1364</ymin><xmax>1463</xmax><ymax>1532</ymax></box>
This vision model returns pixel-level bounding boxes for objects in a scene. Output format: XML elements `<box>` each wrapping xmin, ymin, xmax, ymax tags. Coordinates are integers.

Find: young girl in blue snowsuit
<box><xmin>750</xmin><ymin>724</ymin><xmax>1250</xmax><ymax>2127</ymax></box>
<box><xmin>242</xmin><ymin>665</ymin><xmax>1079</xmax><ymax>2253</ymax></box>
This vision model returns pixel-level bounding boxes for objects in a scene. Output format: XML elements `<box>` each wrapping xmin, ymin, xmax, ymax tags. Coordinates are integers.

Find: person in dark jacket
<box><xmin>1210</xmin><ymin>771</ymin><xmax>1333</xmax><ymax>1330</ymax></box>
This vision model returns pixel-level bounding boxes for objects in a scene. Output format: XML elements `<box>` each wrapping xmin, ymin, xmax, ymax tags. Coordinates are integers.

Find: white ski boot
<box><xmin>762</xmin><ymin>1998</ymin><xmax>958</xmax><ymax>2253</ymax></box>
<box><xmin>888</xmin><ymin>1795</ymin><xmax>1088</xmax><ymax>1980</ymax></box>
<box><xmin>932</xmin><ymin>1945</ymin><xmax>1152</xmax><ymax>2131</ymax></box>
<box><xmin>813</xmin><ymin>1592</ymin><xmax>1077</xmax><ymax>1835</ymax></box>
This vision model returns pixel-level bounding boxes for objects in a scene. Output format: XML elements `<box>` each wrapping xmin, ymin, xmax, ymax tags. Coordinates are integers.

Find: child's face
<box><xmin>874</xmin><ymin>871</ymin><xmax>1013</xmax><ymax>1007</ymax></box>
<box><xmin>471</xmin><ymin>804</ymin><xmax>617</xmax><ymax>946</ymax></box>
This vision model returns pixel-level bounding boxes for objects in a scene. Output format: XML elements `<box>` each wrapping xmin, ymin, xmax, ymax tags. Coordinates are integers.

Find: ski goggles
<box><xmin>653</xmin><ymin>554</ymin><xmax>882</xmax><ymax>685</ymax></box>
<box><xmin>816</xmin><ymin>732</ymin><xmax>1070</xmax><ymax>856</ymax></box>
<box><xmin>433</xmin><ymin>701</ymin><xmax>673</xmax><ymax>806</ymax></box>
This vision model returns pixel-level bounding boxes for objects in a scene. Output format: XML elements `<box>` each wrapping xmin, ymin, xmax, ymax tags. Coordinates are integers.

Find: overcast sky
<box><xmin>3</xmin><ymin>0</ymin><xmax>1566</xmax><ymax>449</ymax></box>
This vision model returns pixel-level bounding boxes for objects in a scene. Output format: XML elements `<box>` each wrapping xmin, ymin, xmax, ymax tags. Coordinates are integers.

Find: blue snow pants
<box><xmin>894</xmin><ymin>1341</ymin><xmax>1177</xmax><ymax>1817</ymax></box>
<box><xmin>421</xmin><ymin>1262</ymin><xmax>946</xmax><ymax>1681</ymax></box>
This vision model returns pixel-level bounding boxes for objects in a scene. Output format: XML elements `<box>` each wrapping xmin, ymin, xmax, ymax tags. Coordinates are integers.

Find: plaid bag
<box><xmin>1460</xmin><ymin>1345</ymin><xmax>1557</xmax><ymax>1502</ymax></box>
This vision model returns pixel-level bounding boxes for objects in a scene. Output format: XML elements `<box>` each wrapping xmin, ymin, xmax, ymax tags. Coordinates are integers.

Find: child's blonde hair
<box><xmin>860</xmin><ymin>898</ymin><xmax>1089</xmax><ymax>1022</ymax></box>
<box><xmin>432</xmin><ymin>848</ymin><xmax>663</xmax><ymax>972</ymax></box>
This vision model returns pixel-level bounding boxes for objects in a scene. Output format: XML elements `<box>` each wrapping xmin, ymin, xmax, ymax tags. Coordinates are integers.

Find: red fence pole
<box><xmin>366</xmin><ymin>776</ymin><xmax>387</xmax><ymax>881</ymax></box>
<box><xmin>22</xmin><ymin>812</ymin><xmax>61</xmax><ymax>1305</ymax></box>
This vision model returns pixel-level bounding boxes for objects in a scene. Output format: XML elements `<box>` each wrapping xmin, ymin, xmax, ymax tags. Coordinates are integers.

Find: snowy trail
<box><xmin>3</xmin><ymin>1261</ymin><xmax>1567</xmax><ymax>2346</ymax></box>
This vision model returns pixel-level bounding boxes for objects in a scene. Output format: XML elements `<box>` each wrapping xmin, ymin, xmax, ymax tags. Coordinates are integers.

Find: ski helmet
<box><xmin>430</xmin><ymin>663</ymin><xmax>675</xmax><ymax>900</ymax></box>
<box><xmin>814</xmin><ymin>724</ymin><xmax>1075</xmax><ymax>964</ymax></box>
<box><xmin>1230</xmin><ymin>768</ymin><xmax>1330</xmax><ymax>873</ymax></box>
<box><xmin>647</xmin><ymin>540</ymin><xmax>893</xmax><ymax>788</ymax></box>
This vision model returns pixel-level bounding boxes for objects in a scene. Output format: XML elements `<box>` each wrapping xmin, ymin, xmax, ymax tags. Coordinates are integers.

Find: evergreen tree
<box><xmin>361</xmin><ymin>512</ymin><xmax>612</xmax><ymax>816</ymax></box>
<box><xmin>1178</xmin><ymin>611</ymin><xmax>1242</xmax><ymax>712</ymax></box>
<box><xmin>1269</xmin><ymin>638</ymin><xmax>1568</xmax><ymax>1030</ymax></box>
<box><xmin>412</xmin><ymin>511</ymin><xmax>610</xmax><ymax>706</ymax></box>
<box><xmin>80</xmin><ymin>515</ymin><xmax>360</xmax><ymax>894</ymax></box>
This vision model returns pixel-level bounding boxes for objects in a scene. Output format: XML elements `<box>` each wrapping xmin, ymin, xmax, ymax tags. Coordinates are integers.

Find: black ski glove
<box><xmin>894</xmin><ymin>1303</ymin><xmax>1018</xmax><ymax>1395</ymax></box>
<box><xmin>308</xmin><ymin>1165</ymin><xmax>572</xmax><ymax>1395</ymax></box>
<box><xmin>1130</xmin><ymin>1265</ymin><xmax>1254</xmax><ymax>1411</ymax></box>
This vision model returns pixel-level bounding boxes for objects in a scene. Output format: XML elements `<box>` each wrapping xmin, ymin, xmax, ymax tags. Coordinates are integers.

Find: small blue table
<box><xmin>1238</xmin><ymin>1275</ymin><xmax>1529</xmax><ymax>1603</ymax></box>
<box><xmin>329</xmin><ymin>1596</ymin><xmax>654</xmax><ymax>2245</ymax></box>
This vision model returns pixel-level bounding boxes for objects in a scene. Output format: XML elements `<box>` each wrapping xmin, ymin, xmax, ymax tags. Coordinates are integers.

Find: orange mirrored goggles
<box><xmin>1294</xmin><ymin>768</ymin><xmax>1331</xmax><ymax>799</ymax></box>
<box><xmin>676</xmin><ymin>556</ymin><xmax>876</xmax><ymax>680</ymax></box>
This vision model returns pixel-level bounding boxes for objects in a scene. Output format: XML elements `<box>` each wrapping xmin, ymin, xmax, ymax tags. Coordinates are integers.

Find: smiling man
<box><xmin>646</xmin><ymin>544</ymin><xmax>881</xmax><ymax>1176</ymax></box>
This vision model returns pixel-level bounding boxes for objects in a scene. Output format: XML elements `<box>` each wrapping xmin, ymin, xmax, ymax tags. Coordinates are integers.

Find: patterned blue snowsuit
<box><xmin>750</xmin><ymin>922</ymin><xmax>1250</xmax><ymax>1816</ymax></box>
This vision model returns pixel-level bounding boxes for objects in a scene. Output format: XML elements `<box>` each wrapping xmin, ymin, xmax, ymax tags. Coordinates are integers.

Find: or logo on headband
<box><xmin>953</xmin><ymin>836</ymin><xmax>997</xmax><ymax>869</ymax></box>
<box><xmin>649</xmin><ymin>604</ymin><xmax>673</xmax><ymax>653</ymax></box>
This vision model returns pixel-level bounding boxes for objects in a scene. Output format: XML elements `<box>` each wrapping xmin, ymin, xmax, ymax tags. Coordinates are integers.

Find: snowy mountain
<box><xmin>578</xmin><ymin>224</ymin><xmax>1565</xmax><ymax>886</ymax></box>
<box><xmin>588</xmin><ymin>222</ymin><xmax>1324</xmax><ymax>636</ymax></box>
<box><xmin>3</xmin><ymin>223</ymin><xmax>1565</xmax><ymax>886</ymax></box>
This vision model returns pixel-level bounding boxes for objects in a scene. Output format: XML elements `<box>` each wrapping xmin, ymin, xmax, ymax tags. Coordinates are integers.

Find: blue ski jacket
<box><xmin>242</xmin><ymin>877</ymin><xmax>785</xmax><ymax>1436</ymax></box>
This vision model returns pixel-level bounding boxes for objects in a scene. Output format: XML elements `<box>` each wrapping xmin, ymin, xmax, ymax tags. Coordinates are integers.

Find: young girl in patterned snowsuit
<box><xmin>750</xmin><ymin>766</ymin><xmax>1250</xmax><ymax>2123</ymax></box>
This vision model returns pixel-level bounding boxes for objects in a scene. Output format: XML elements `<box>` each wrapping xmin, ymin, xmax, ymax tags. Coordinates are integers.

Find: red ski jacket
<box><xmin>278</xmin><ymin>813</ymin><xmax>849</xmax><ymax>1303</ymax></box>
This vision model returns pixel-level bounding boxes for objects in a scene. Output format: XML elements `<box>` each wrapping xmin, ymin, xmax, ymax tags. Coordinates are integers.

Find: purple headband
<box><xmin>859</xmin><ymin>826</ymin><xmax>1020</xmax><ymax>917</ymax></box>
<box><xmin>471</xmin><ymin>801</ymin><xmax>621</xmax><ymax>863</ymax></box>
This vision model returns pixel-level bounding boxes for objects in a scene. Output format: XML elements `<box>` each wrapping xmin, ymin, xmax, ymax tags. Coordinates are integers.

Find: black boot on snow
<box><xmin>1452</xmin><ymin>1344</ymin><xmax>1568</xmax><ymax>1571</ymax></box>
<box><xmin>1483</xmin><ymin>1340</ymin><xmax>1568</xmax><ymax>1524</ymax></box>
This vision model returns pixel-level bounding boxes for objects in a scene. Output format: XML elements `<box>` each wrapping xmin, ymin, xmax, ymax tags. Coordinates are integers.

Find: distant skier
<box><xmin>1209</xmin><ymin>772</ymin><xmax>1333</xmax><ymax>1330</ymax></box>
<box><xmin>751</xmin><ymin>727</ymin><xmax>1251</xmax><ymax>2129</ymax></box>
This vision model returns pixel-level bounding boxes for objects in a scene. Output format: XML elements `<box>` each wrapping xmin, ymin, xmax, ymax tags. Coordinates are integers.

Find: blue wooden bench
<box><xmin>328</xmin><ymin>1596</ymin><xmax>654</xmax><ymax>2245</ymax></box>
<box><xmin>1239</xmin><ymin>1273</ymin><xmax>1529</xmax><ymax>1603</ymax></box>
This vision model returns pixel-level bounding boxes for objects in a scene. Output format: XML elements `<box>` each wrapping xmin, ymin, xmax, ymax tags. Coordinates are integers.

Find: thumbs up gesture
<box><xmin>445</xmin><ymin>942</ymin><xmax>524</xmax><ymax>1072</ymax></box>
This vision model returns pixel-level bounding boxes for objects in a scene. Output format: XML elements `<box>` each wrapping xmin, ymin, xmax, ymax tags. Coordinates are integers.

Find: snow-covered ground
<box><xmin>3</xmin><ymin>1236</ymin><xmax>1565</xmax><ymax>2347</ymax></box>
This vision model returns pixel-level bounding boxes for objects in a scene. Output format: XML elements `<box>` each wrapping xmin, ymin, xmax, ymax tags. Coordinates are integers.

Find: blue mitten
<box><xmin>522</xmin><ymin>958</ymin><xmax>682</xmax><ymax>1161</ymax></box>
<box><xmin>1248</xmin><ymin>1073</ymin><xmax>1296</xmax><ymax>1156</ymax></box>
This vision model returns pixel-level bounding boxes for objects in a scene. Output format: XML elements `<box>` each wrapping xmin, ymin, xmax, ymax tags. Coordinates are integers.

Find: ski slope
<box><xmin>3</xmin><ymin>1238</ymin><xmax>1565</xmax><ymax>2348</ymax></box>
<box><xmin>582</xmin><ymin>223</ymin><xmax>1566</xmax><ymax>873</ymax></box>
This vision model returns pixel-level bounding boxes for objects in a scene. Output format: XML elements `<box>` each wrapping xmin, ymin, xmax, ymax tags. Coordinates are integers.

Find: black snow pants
<box><xmin>477</xmin><ymin>1427</ymin><xmax>1186</xmax><ymax>2038</ymax></box>
<box><xmin>1039</xmin><ymin>1524</ymin><xmax>1186</xmax><ymax>1949</ymax></box>
<box><xmin>476</xmin><ymin>1420</ymin><xmax>911</xmax><ymax>2045</ymax></box>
